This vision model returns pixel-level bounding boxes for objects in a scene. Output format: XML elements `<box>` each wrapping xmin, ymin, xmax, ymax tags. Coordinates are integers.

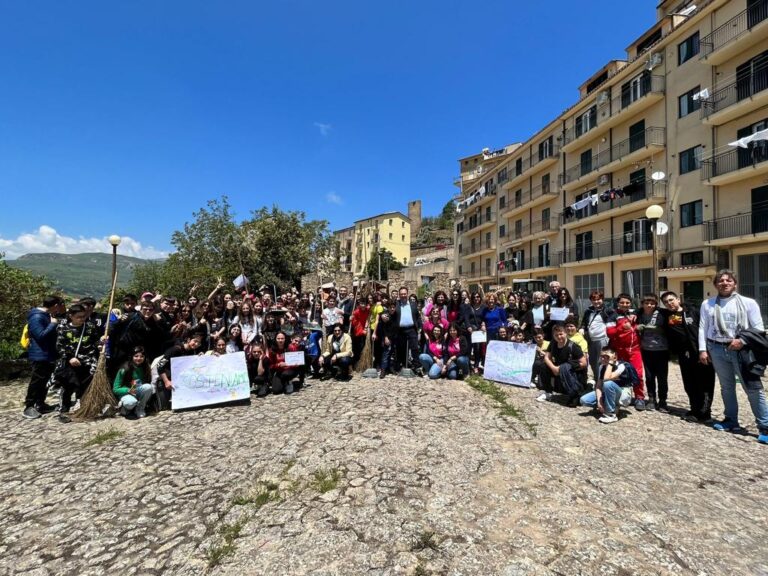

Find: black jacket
<box><xmin>661</xmin><ymin>304</ymin><xmax>700</xmax><ymax>356</ymax></box>
<box><xmin>737</xmin><ymin>327</ymin><xmax>768</xmax><ymax>380</ymax></box>
<box><xmin>392</xmin><ymin>300</ymin><xmax>422</xmax><ymax>331</ymax></box>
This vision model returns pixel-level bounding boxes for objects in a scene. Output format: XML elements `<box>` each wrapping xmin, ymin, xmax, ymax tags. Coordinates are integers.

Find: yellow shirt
<box><xmin>369</xmin><ymin>303</ymin><xmax>384</xmax><ymax>331</ymax></box>
<box><xmin>569</xmin><ymin>333</ymin><xmax>588</xmax><ymax>354</ymax></box>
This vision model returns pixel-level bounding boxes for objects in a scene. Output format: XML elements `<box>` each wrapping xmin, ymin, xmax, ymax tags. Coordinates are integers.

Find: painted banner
<box><xmin>483</xmin><ymin>341</ymin><xmax>537</xmax><ymax>388</ymax></box>
<box><xmin>171</xmin><ymin>351</ymin><xmax>250</xmax><ymax>410</ymax></box>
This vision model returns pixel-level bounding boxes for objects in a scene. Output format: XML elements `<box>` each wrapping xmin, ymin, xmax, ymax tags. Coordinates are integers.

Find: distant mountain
<box><xmin>8</xmin><ymin>252</ymin><xmax>153</xmax><ymax>299</ymax></box>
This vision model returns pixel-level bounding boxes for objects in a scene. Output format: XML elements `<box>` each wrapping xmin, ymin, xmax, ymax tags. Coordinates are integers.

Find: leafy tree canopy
<box><xmin>364</xmin><ymin>248</ymin><xmax>404</xmax><ymax>281</ymax></box>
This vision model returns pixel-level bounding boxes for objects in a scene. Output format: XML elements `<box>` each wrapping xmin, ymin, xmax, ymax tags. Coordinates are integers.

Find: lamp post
<box><xmin>108</xmin><ymin>235</ymin><xmax>122</xmax><ymax>288</ymax></box>
<box><xmin>645</xmin><ymin>205</ymin><xmax>664</xmax><ymax>296</ymax></box>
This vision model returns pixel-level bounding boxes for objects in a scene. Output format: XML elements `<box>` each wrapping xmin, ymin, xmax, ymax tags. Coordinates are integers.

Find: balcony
<box><xmin>561</xmin><ymin>76</ymin><xmax>665</xmax><ymax>152</ymax></box>
<box><xmin>463</xmin><ymin>238</ymin><xmax>497</xmax><ymax>259</ymax></box>
<box><xmin>503</xmin><ymin>217</ymin><xmax>560</xmax><ymax>246</ymax></box>
<box><xmin>556</xmin><ymin>232</ymin><xmax>666</xmax><ymax>266</ymax></box>
<box><xmin>500</xmin><ymin>254</ymin><xmax>559</xmax><ymax>273</ymax></box>
<box><xmin>703</xmin><ymin>211</ymin><xmax>768</xmax><ymax>245</ymax></box>
<box><xmin>463</xmin><ymin>210</ymin><xmax>497</xmax><ymax>234</ymax></box>
<box><xmin>500</xmin><ymin>181</ymin><xmax>560</xmax><ymax>219</ymax></box>
<box><xmin>700</xmin><ymin>1</ymin><xmax>768</xmax><ymax>66</ymax></box>
<box><xmin>660</xmin><ymin>248</ymin><xmax>719</xmax><ymax>279</ymax></box>
<box><xmin>562</xmin><ymin>127</ymin><xmax>666</xmax><ymax>191</ymax></box>
<box><xmin>700</xmin><ymin>145</ymin><xmax>768</xmax><ymax>186</ymax></box>
<box><xmin>701</xmin><ymin>74</ymin><xmax>768</xmax><ymax>125</ymax></box>
<box><xmin>560</xmin><ymin>180</ymin><xmax>667</xmax><ymax>228</ymax></box>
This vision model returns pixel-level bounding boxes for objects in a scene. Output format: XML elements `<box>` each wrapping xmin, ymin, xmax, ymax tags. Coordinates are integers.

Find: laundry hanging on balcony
<box><xmin>570</xmin><ymin>193</ymin><xmax>599</xmax><ymax>211</ymax></box>
<box><xmin>728</xmin><ymin>128</ymin><xmax>768</xmax><ymax>149</ymax></box>
<box><xmin>692</xmin><ymin>88</ymin><xmax>709</xmax><ymax>101</ymax></box>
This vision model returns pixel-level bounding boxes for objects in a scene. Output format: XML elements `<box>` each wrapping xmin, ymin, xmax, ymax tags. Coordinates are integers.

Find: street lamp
<box><xmin>645</xmin><ymin>205</ymin><xmax>664</xmax><ymax>295</ymax></box>
<box><xmin>108</xmin><ymin>235</ymin><xmax>122</xmax><ymax>289</ymax></box>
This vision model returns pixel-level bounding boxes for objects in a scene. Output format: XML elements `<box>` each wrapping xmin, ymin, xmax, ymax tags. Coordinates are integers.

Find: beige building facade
<box><xmin>334</xmin><ymin>212</ymin><xmax>412</xmax><ymax>277</ymax></box>
<box><xmin>454</xmin><ymin>0</ymin><xmax>768</xmax><ymax>315</ymax></box>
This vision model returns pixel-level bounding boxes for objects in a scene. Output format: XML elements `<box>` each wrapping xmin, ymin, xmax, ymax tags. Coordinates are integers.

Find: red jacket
<box><xmin>350</xmin><ymin>306</ymin><xmax>370</xmax><ymax>338</ymax></box>
<box><xmin>606</xmin><ymin>311</ymin><xmax>641</xmax><ymax>356</ymax></box>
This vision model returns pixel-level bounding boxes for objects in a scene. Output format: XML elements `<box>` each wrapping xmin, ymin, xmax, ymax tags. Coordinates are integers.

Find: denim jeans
<box><xmin>419</xmin><ymin>354</ymin><xmax>444</xmax><ymax>379</ymax></box>
<box><xmin>580</xmin><ymin>381</ymin><xmax>631</xmax><ymax>415</ymax></box>
<box><xmin>380</xmin><ymin>343</ymin><xmax>393</xmax><ymax>373</ymax></box>
<box><xmin>708</xmin><ymin>343</ymin><xmax>768</xmax><ymax>432</ymax></box>
<box><xmin>118</xmin><ymin>383</ymin><xmax>155</xmax><ymax>415</ymax></box>
<box><xmin>445</xmin><ymin>356</ymin><xmax>470</xmax><ymax>379</ymax></box>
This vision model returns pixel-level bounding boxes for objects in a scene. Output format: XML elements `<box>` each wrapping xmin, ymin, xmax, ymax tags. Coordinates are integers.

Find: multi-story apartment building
<box><xmin>454</xmin><ymin>0</ymin><xmax>768</xmax><ymax>314</ymax></box>
<box><xmin>334</xmin><ymin>212</ymin><xmax>412</xmax><ymax>277</ymax></box>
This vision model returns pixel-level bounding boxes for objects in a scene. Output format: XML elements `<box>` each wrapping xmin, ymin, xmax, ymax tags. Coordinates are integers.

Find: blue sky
<box><xmin>0</xmin><ymin>1</ymin><xmax>656</xmax><ymax>259</ymax></box>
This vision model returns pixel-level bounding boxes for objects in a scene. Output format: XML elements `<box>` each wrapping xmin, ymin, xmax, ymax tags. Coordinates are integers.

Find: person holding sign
<box><xmin>319</xmin><ymin>325</ymin><xmax>353</xmax><ymax>381</ymax></box>
<box><xmin>155</xmin><ymin>332</ymin><xmax>205</xmax><ymax>411</ymax></box>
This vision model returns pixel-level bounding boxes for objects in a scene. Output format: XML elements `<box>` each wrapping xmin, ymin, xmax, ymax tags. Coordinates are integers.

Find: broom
<box><xmin>74</xmin><ymin>269</ymin><xmax>120</xmax><ymax>420</ymax></box>
<box><xmin>355</xmin><ymin>281</ymin><xmax>375</xmax><ymax>373</ymax></box>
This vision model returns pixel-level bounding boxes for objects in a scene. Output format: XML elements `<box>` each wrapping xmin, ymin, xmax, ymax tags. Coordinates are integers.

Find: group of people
<box><xmin>19</xmin><ymin>269</ymin><xmax>768</xmax><ymax>444</ymax></box>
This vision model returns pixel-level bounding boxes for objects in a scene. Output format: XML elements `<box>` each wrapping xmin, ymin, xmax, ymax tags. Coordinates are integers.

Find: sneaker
<box><xmin>599</xmin><ymin>414</ymin><xmax>618</xmax><ymax>424</ymax></box>
<box><xmin>256</xmin><ymin>384</ymin><xmax>268</xmax><ymax>397</ymax></box>
<box><xmin>646</xmin><ymin>399</ymin><xmax>656</xmax><ymax>411</ymax></box>
<box><xmin>36</xmin><ymin>402</ymin><xmax>57</xmax><ymax>415</ymax></box>
<box><xmin>22</xmin><ymin>406</ymin><xmax>41</xmax><ymax>420</ymax></box>
<box><xmin>58</xmin><ymin>413</ymin><xmax>72</xmax><ymax>424</ymax></box>
<box><xmin>635</xmin><ymin>399</ymin><xmax>646</xmax><ymax>411</ymax></box>
<box><xmin>657</xmin><ymin>401</ymin><xmax>669</xmax><ymax>413</ymax></box>
<box><xmin>587</xmin><ymin>378</ymin><xmax>596</xmax><ymax>387</ymax></box>
<box><xmin>758</xmin><ymin>433</ymin><xmax>768</xmax><ymax>445</ymax></box>
<box><xmin>379</xmin><ymin>370</ymin><xmax>385</xmax><ymax>379</ymax></box>
<box><xmin>72</xmin><ymin>400</ymin><xmax>81</xmax><ymax>412</ymax></box>
<box><xmin>135</xmin><ymin>408</ymin><xmax>146</xmax><ymax>419</ymax></box>
<box><xmin>285</xmin><ymin>382</ymin><xmax>294</xmax><ymax>395</ymax></box>
<box><xmin>568</xmin><ymin>396</ymin><xmax>581</xmax><ymax>408</ymax></box>
<box><xmin>535</xmin><ymin>392</ymin><xmax>552</xmax><ymax>402</ymax></box>
<box><xmin>713</xmin><ymin>420</ymin><xmax>741</xmax><ymax>432</ymax></box>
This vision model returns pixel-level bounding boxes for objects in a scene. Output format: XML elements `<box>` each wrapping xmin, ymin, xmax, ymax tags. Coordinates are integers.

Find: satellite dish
<box><xmin>651</xmin><ymin>171</ymin><xmax>666</xmax><ymax>181</ymax></box>
<box><xmin>655</xmin><ymin>222</ymin><xmax>669</xmax><ymax>236</ymax></box>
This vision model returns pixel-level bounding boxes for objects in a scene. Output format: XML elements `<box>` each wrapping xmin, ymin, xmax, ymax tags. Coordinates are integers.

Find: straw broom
<box><xmin>74</xmin><ymin>270</ymin><xmax>120</xmax><ymax>420</ymax></box>
<box><xmin>355</xmin><ymin>281</ymin><xmax>374</xmax><ymax>373</ymax></box>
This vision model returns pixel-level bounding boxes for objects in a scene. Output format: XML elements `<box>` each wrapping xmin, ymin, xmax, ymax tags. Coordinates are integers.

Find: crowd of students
<box><xmin>19</xmin><ymin>269</ymin><xmax>768</xmax><ymax>444</ymax></box>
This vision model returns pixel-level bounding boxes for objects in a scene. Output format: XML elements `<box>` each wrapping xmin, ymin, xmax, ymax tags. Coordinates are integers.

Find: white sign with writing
<box><xmin>549</xmin><ymin>307</ymin><xmax>570</xmax><ymax>322</ymax></box>
<box><xmin>284</xmin><ymin>351</ymin><xmax>305</xmax><ymax>366</ymax></box>
<box><xmin>471</xmin><ymin>331</ymin><xmax>487</xmax><ymax>343</ymax></box>
<box><xmin>171</xmin><ymin>352</ymin><xmax>250</xmax><ymax>410</ymax></box>
<box><xmin>483</xmin><ymin>341</ymin><xmax>537</xmax><ymax>388</ymax></box>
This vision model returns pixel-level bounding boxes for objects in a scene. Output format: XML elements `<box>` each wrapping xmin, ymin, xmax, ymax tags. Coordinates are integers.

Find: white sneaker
<box><xmin>587</xmin><ymin>378</ymin><xmax>596</xmax><ymax>387</ymax></box>
<box><xmin>535</xmin><ymin>392</ymin><xmax>551</xmax><ymax>402</ymax></box>
<box><xmin>599</xmin><ymin>414</ymin><xmax>618</xmax><ymax>424</ymax></box>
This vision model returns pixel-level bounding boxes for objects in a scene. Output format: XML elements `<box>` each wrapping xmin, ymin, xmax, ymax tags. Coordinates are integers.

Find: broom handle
<box><xmin>101</xmin><ymin>269</ymin><xmax>120</xmax><ymax>343</ymax></box>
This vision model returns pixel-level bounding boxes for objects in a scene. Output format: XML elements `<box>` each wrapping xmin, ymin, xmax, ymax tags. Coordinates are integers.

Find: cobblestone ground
<box><xmin>1</xmin><ymin>367</ymin><xmax>767</xmax><ymax>576</ymax></box>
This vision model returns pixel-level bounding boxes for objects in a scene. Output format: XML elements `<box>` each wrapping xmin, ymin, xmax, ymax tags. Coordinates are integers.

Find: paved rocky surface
<box><xmin>1</xmin><ymin>367</ymin><xmax>767</xmax><ymax>576</ymax></box>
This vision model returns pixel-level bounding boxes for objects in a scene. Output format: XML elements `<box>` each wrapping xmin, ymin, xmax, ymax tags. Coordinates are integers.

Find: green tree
<box><xmin>0</xmin><ymin>254</ymin><xmax>53</xmax><ymax>359</ymax></box>
<box><xmin>364</xmin><ymin>248</ymin><xmax>404</xmax><ymax>281</ymax></box>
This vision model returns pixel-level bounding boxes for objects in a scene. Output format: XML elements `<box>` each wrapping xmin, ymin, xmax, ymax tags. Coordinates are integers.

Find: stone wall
<box><xmin>300</xmin><ymin>271</ymin><xmax>355</xmax><ymax>293</ymax></box>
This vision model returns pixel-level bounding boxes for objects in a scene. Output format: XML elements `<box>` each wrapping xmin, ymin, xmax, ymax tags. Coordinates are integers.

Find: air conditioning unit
<box><xmin>648</xmin><ymin>52</ymin><xmax>663</xmax><ymax>69</ymax></box>
<box><xmin>598</xmin><ymin>174</ymin><xmax>610</xmax><ymax>186</ymax></box>
<box><xmin>597</xmin><ymin>90</ymin><xmax>610</xmax><ymax>105</ymax></box>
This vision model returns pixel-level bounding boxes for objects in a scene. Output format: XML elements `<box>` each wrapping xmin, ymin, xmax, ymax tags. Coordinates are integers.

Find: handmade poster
<box><xmin>550</xmin><ymin>307</ymin><xmax>570</xmax><ymax>321</ymax></box>
<box><xmin>484</xmin><ymin>341</ymin><xmax>537</xmax><ymax>388</ymax></box>
<box><xmin>284</xmin><ymin>351</ymin><xmax>305</xmax><ymax>366</ymax></box>
<box><xmin>471</xmin><ymin>331</ymin><xmax>487</xmax><ymax>343</ymax></box>
<box><xmin>171</xmin><ymin>352</ymin><xmax>250</xmax><ymax>410</ymax></box>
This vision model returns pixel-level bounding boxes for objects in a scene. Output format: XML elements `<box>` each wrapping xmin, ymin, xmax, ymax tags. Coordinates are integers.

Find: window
<box><xmin>511</xmin><ymin>250</ymin><xmax>525</xmax><ymax>271</ymax></box>
<box><xmin>514</xmin><ymin>219</ymin><xmax>523</xmax><ymax>239</ymax></box>
<box><xmin>542</xmin><ymin>208</ymin><xmax>551</xmax><ymax>230</ymax></box>
<box><xmin>388</xmin><ymin>233</ymin><xmax>392</xmax><ymax>240</ymax></box>
<box><xmin>470</xmin><ymin>262</ymin><xmax>476</xmax><ymax>274</ymax></box>
<box><xmin>623</xmin><ymin>219</ymin><xmax>652</xmax><ymax>253</ymax></box>
<box><xmin>680</xmin><ymin>200</ymin><xmax>703</xmax><ymax>227</ymax></box>
<box><xmin>622</xmin><ymin>71</ymin><xmax>650</xmax><ymax>108</ymax></box>
<box><xmin>679</xmin><ymin>86</ymin><xmax>701</xmax><ymax>118</ymax></box>
<box><xmin>485</xmin><ymin>231</ymin><xmax>492</xmax><ymax>249</ymax></box>
<box><xmin>401</xmin><ymin>235</ymin><xmax>405</xmax><ymax>242</ymax></box>
<box><xmin>515</xmin><ymin>189</ymin><xmax>522</xmax><ymax>207</ymax></box>
<box><xmin>542</xmin><ymin>173</ymin><xmax>551</xmax><ymax>194</ymax></box>
<box><xmin>537</xmin><ymin>242</ymin><xmax>550</xmax><ymax>267</ymax></box>
<box><xmin>586</xmin><ymin>71</ymin><xmax>609</xmax><ymax>95</ymax></box>
<box><xmin>575</xmin><ymin>231</ymin><xmax>593</xmax><ymax>260</ymax></box>
<box><xmin>458</xmin><ymin>265</ymin><xmax>463</xmax><ymax>275</ymax></box>
<box><xmin>389</xmin><ymin>219</ymin><xmax>393</xmax><ymax>225</ymax></box>
<box><xmin>515</xmin><ymin>158</ymin><xmax>523</xmax><ymax>176</ymax></box>
<box><xmin>629</xmin><ymin>119</ymin><xmax>646</xmax><ymax>152</ymax></box>
<box><xmin>580</xmin><ymin>150</ymin><xmax>593</xmax><ymax>176</ymax></box>
<box><xmin>637</xmin><ymin>27</ymin><xmax>662</xmax><ymax>54</ymax></box>
<box><xmin>622</xmin><ymin>269</ymin><xmax>652</xmax><ymax>299</ymax></box>
<box><xmin>679</xmin><ymin>145</ymin><xmax>703</xmax><ymax>174</ymax></box>
<box><xmin>499</xmin><ymin>224</ymin><xmax>506</xmax><ymax>238</ymax></box>
<box><xmin>575</xmin><ymin>189</ymin><xmax>598</xmax><ymax>219</ymax></box>
<box><xmin>499</xmin><ymin>194</ymin><xmax>506</xmax><ymax>209</ymax></box>
<box><xmin>575</xmin><ymin>106</ymin><xmax>597</xmax><ymax>137</ymax></box>
<box><xmin>538</xmin><ymin>136</ymin><xmax>553</xmax><ymax>161</ymax></box>
<box><xmin>498</xmin><ymin>167</ymin><xmax>508</xmax><ymax>183</ymax></box>
<box><xmin>678</xmin><ymin>32</ymin><xmax>700</xmax><ymax>65</ymax></box>
<box><xmin>681</xmin><ymin>251</ymin><xmax>704</xmax><ymax>266</ymax></box>
<box><xmin>402</xmin><ymin>221</ymin><xmax>405</xmax><ymax>228</ymax></box>
<box><xmin>574</xmin><ymin>273</ymin><xmax>605</xmax><ymax>304</ymax></box>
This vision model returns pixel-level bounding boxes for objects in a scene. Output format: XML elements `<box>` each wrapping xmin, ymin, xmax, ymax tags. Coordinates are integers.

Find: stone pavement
<box><xmin>0</xmin><ymin>367</ymin><xmax>767</xmax><ymax>576</ymax></box>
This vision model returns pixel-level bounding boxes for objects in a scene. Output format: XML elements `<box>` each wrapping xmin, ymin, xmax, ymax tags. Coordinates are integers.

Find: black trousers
<box><xmin>396</xmin><ymin>327</ymin><xmax>420</xmax><ymax>369</ymax></box>
<box><xmin>56</xmin><ymin>365</ymin><xmax>93</xmax><ymax>411</ymax></box>
<box><xmin>641</xmin><ymin>349</ymin><xmax>669</xmax><ymax>402</ymax></box>
<box><xmin>678</xmin><ymin>349</ymin><xmax>715</xmax><ymax>417</ymax></box>
<box><xmin>270</xmin><ymin>369</ymin><xmax>299</xmax><ymax>393</ymax></box>
<box><xmin>25</xmin><ymin>361</ymin><xmax>55</xmax><ymax>408</ymax></box>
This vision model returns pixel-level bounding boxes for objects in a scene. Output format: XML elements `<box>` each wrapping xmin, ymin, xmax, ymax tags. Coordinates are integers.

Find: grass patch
<box><xmin>310</xmin><ymin>467</ymin><xmax>342</xmax><ymax>493</ymax></box>
<box><xmin>84</xmin><ymin>427</ymin><xmax>125</xmax><ymax>447</ymax></box>
<box><xmin>411</xmin><ymin>529</ymin><xmax>441</xmax><ymax>552</ymax></box>
<box><xmin>280</xmin><ymin>458</ymin><xmax>296</xmax><ymax>476</ymax></box>
<box><xmin>413</xmin><ymin>563</ymin><xmax>429</xmax><ymax>576</ymax></box>
<box><xmin>465</xmin><ymin>376</ymin><xmax>536</xmax><ymax>435</ymax></box>
<box><xmin>231</xmin><ymin>480</ymin><xmax>282</xmax><ymax>507</ymax></box>
<box><xmin>206</xmin><ymin>515</ymin><xmax>249</xmax><ymax>568</ymax></box>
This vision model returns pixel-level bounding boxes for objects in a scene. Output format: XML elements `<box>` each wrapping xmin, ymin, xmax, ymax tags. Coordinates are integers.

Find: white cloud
<box><xmin>0</xmin><ymin>225</ymin><xmax>168</xmax><ymax>260</ymax></box>
<box><xmin>325</xmin><ymin>192</ymin><xmax>343</xmax><ymax>206</ymax></box>
<box><xmin>313</xmin><ymin>121</ymin><xmax>332</xmax><ymax>136</ymax></box>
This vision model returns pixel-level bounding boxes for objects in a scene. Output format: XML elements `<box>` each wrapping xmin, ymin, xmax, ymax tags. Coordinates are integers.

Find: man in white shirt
<box><xmin>698</xmin><ymin>269</ymin><xmax>768</xmax><ymax>444</ymax></box>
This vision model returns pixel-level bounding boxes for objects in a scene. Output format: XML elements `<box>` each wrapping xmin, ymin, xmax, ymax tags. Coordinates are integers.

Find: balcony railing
<box><xmin>700</xmin><ymin>1</ymin><xmax>768</xmax><ymax>58</ymax></box>
<box><xmin>562</xmin><ymin>127</ymin><xmax>666</xmax><ymax>185</ymax></box>
<box><xmin>704</xmin><ymin>211</ymin><xmax>768</xmax><ymax>241</ymax></box>
<box><xmin>500</xmin><ymin>255</ymin><xmax>556</xmax><ymax>272</ymax></box>
<box><xmin>508</xmin><ymin>217</ymin><xmax>559</xmax><ymax>241</ymax></box>
<box><xmin>560</xmin><ymin>180</ymin><xmax>667</xmax><ymax>225</ymax></box>
<box><xmin>465</xmin><ymin>211</ymin><xmax>497</xmax><ymax>231</ymax></box>
<box><xmin>507</xmin><ymin>181</ymin><xmax>560</xmax><ymax>211</ymax></box>
<box><xmin>701</xmin><ymin>145</ymin><xmax>768</xmax><ymax>180</ymax></box>
<box><xmin>532</xmin><ymin>142</ymin><xmax>562</xmax><ymax>166</ymax></box>
<box><xmin>557</xmin><ymin>232</ymin><xmax>666</xmax><ymax>264</ymax></box>
<box><xmin>562</xmin><ymin>76</ymin><xmax>665</xmax><ymax>146</ymax></box>
<box><xmin>662</xmin><ymin>248</ymin><xmax>719</xmax><ymax>268</ymax></box>
<box><xmin>701</xmin><ymin>73</ymin><xmax>768</xmax><ymax>119</ymax></box>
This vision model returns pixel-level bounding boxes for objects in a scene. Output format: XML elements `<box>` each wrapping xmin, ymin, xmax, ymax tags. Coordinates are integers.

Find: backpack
<box><xmin>20</xmin><ymin>324</ymin><xmax>30</xmax><ymax>349</ymax></box>
<box><xmin>617</xmin><ymin>361</ymin><xmax>640</xmax><ymax>388</ymax></box>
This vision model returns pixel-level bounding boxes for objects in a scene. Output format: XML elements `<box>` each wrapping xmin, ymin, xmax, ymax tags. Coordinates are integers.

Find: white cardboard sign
<box><xmin>483</xmin><ymin>341</ymin><xmax>537</xmax><ymax>388</ymax></box>
<box><xmin>171</xmin><ymin>352</ymin><xmax>250</xmax><ymax>410</ymax></box>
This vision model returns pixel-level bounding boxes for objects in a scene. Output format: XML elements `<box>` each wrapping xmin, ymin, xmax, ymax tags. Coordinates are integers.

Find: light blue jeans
<box><xmin>580</xmin><ymin>381</ymin><xmax>630</xmax><ymax>415</ymax></box>
<box><xmin>419</xmin><ymin>354</ymin><xmax>444</xmax><ymax>379</ymax></box>
<box><xmin>708</xmin><ymin>343</ymin><xmax>768</xmax><ymax>433</ymax></box>
<box><xmin>445</xmin><ymin>356</ymin><xmax>470</xmax><ymax>380</ymax></box>
<box><xmin>118</xmin><ymin>383</ymin><xmax>155</xmax><ymax>416</ymax></box>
